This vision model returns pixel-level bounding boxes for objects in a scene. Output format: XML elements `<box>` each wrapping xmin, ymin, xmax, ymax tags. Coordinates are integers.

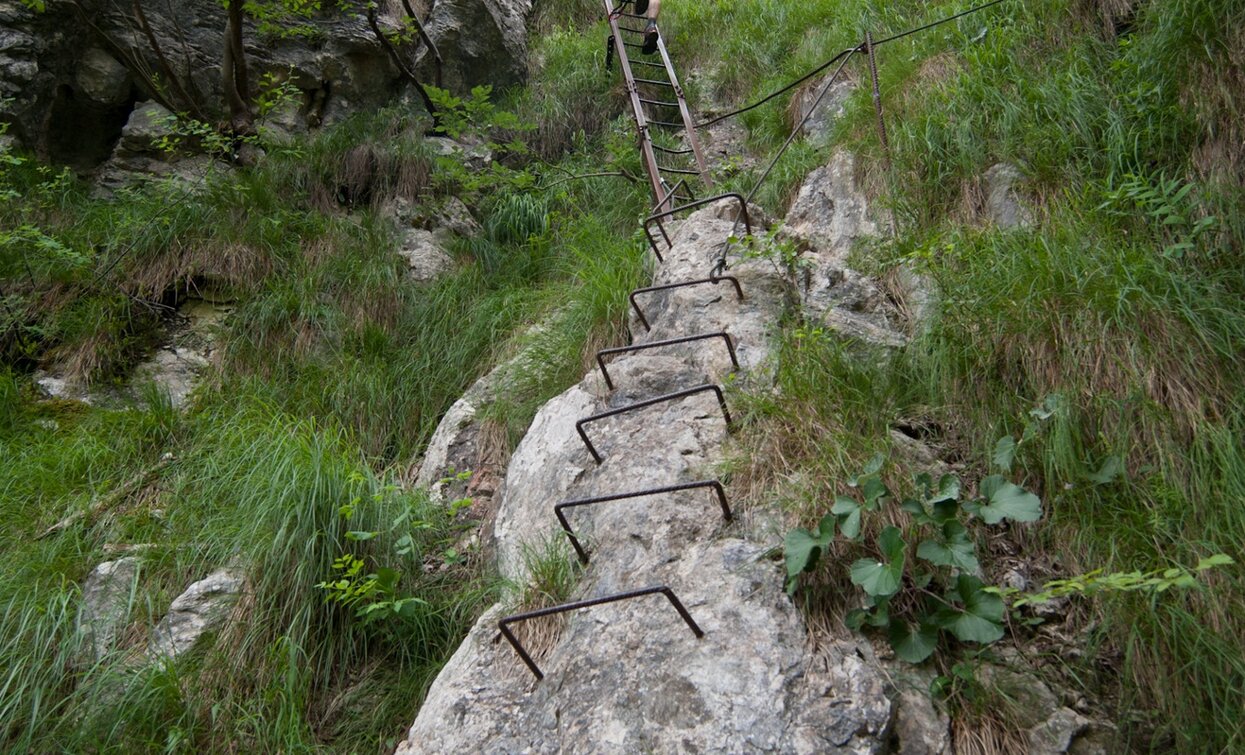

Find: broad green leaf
<box><xmin>784</xmin><ymin>528</ymin><xmax>826</xmax><ymax>580</ymax></box>
<box><xmin>850</xmin><ymin>527</ymin><xmax>906</xmax><ymax>598</ymax></box>
<box><xmin>848</xmin><ymin>453</ymin><xmax>886</xmax><ymax>487</ymax></box>
<box><xmin>973</xmin><ymin>476</ymin><xmax>1041</xmax><ymax>524</ymax></box>
<box><xmin>345</xmin><ymin>530</ymin><xmax>378</xmax><ymax>541</ymax></box>
<box><xmin>992</xmin><ymin>436</ymin><xmax>1017</xmax><ymax>471</ymax></box>
<box><xmin>888</xmin><ymin>619</ymin><xmax>939</xmax><ymax>663</ymax></box>
<box><xmin>916</xmin><ymin>521</ymin><xmax>979</xmax><ymax>571</ymax></box>
<box><xmin>901</xmin><ymin>497</ymin><xmax>931</xmax><ymax>524</ymax></box>
<box><xmin>931</xmin><ymin>474</ymin><xmax>961</xmax><ymax>504</ymax></box>
<box><xmin>1086</xmin><ymin>455</ymin><xmax>1124</xmax><ymax>485</ymax></box>
<box><xmin>935</xmin><ymin>575</ymin><xmax>1005</xmax><ymax>643</ymax></box>
<box><xmin>862</xmin><ymin>477</ymin><xmax>890</xmax><ymax>508</ymax></box>
<box><xmin>845</xmin><ymin>608</ymin><xmax>869</xmax><ymax>631</ymax></box>
<box><xmin>831</xmin><ymin>496</ymin><xmax>861</xmax><ymax>515</ymax></box>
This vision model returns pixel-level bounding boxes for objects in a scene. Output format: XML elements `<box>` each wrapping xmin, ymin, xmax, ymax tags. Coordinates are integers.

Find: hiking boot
<box><xmin>643</xmin><ymin>24</ymin><xmax>659</xmax><ymax>54</ymax></box>
<box><xmin>634</xmin><ymin>0</ymin><xmax>649</xmax><ymax>13</ymax></box>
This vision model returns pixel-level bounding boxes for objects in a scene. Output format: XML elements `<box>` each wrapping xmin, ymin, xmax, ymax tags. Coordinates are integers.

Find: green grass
<box><xmin>3</xmin><ymin>0</ymin><xmax>1244</xmax><ymax>750</ymax></box>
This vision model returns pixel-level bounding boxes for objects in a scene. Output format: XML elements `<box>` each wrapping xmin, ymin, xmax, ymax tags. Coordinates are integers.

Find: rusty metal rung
<box><xmin>497</xmin><ymin>586</ymin><xmax>703</xmax><ymax>680</ymax></box>
<box><xmin>648</xmin><ymin>120</ymin><xmax>685</xmax><ymax>129</ymax></box>
<box><xmin>629</xmin><ymin>276</ymin><xmax>745</xmax><ymax>332</ymax></box>
<box><xmin>658</xmin><ymin>165</ymin><xmax>699</xmax><ymax>175</ymax></box>
<box><xmin>596</xmin><ymin>332</ymin><xmax>740</xmax><ymax>390</ymax></box>
<box><xmin>555</xmin><ymin>481</ymin><xmax>733</xmax><ymax>564</ymax></box>
<box><xmin>641</xmin><ymin>98</ymin><xmax>680</xmax><ymax>108</ymax></box>
<box><xmin>576</xmin><ymin>383</ymin><xmax>733</xmax><ymax>464</ymax></box>
<box><xmin>631</xmin><ymin>59</ymin><xmax>666</xmax><ymax>68</ymax></box>
<box><xmin>634</xmin><ymin>77</ymin><xmax>674</xmax><ymax>87</ymax></box>
<box><xmin>653</xmin><ymin>144</ymin><xmax>694</xmax><ymax>155</ymax></box>
<box><xmin>642</xmin><ymin>192</ymin><xmax>753</xmax><ymax>258</ymax></box>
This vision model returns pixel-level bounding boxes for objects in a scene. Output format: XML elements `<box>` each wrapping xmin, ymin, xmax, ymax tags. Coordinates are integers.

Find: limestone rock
<box><xmin>782</xmin><ymin>150</ymin><xmax>881</xmax><ymax>263</ymax></box>
<box><xmin>432</xmin><ymin>196</ymin><xmax>483</xmax><ymax>241</ymax></box>
<box><xmin>416</xmin><ymin>0</ymin><xmax>532</xmax><ymax>94</ymax></box>
<box><xmin>75</xmin><ymin>48</ymin><xmax>131</xmax><ymax>106</ymax></box>
<box><xmin>793</xmin><ymin>73</ymin><xmax>857</xmax><ymax>145</ymax></box>
<box><xmin>891</xmin><ymin>683</ymin><xmax>951</xmax><ymax>755</ymax></box>
<box><xmin>149</xmin><ymin>568</ymin><xmax>245</xmax><ymax>659</ymax></box>
<box><xmin>983</xmin><ymin>162</ymin><xmax>1032</xmax><ymax>229</ymax></box>
<box><xmin>399</xmin><ymin>229</ymin><xmax>455</xmax><ymax>282</ymax></box>
<box><xmin>782</xmin><ymin>152</ymin><xmax>906</xmax><ymax>346</ymax></box>
<box><xmin>1029</xmin><ymin>707</ymin><xmax>1116</xmax><ymax>755</ymax></box>
<box><xmin>77</xmin><ymin>557</ymin><xmax>141</xmax><ymax>662</ymax></box>
<box><xmin>395</xmin><ymin>204</ymin><xmax>893</xmax><ymax>753</ymax></box>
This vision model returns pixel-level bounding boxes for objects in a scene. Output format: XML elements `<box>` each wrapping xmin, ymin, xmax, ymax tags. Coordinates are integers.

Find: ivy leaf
<box><xmin>971</xmin><ymin>476</ymin><xmax>1042</xmax><ymax>525</ymax></box>
<box><xmin>934</xmin><ymin>575</ymin><xmax>1005</xmax><ymax>643</ymax></box>
<box><xmin>850</xmin><ymin>526</ymin><xmax>906</xmax><ymax>598</ymax></box>
<box><xmin>1085</xmin><ymin>455</ymin><xmax>1124</xmax><ymax>485</ymax></box>
<box><xmin>916</xmin><ymin>521</ymin><xmax>980</xmax><ymax>572</ymax></box>
<box><xmin>888</xmin><ymin>619</ymin><xmax>940</xmax><ymax>663</ymax></box>
<box><xmin>992</xmin><ymin>436</ymin><xmax>1017</xmax><ymax>471</ymax></box>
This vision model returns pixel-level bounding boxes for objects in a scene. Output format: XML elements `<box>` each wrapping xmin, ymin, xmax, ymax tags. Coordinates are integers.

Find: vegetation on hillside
<box><xmin>1</xmin><ymin>0</ymin><xmax>1242</xmax><ymax>751</ymax></box>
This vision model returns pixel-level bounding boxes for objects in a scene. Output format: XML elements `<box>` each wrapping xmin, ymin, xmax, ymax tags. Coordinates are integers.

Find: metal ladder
<box><xmin>603</xmin><ymin>0</ymin><xmax>712</xmax><ymax>210</ymax></box>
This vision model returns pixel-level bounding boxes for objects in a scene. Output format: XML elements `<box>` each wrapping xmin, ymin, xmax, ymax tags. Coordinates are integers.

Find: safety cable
<box><xmin>697</xmin><ymin>0</ymin><xmax>1009</xmax><ymax>129</ymax></box>
<box><xmin>711</xmin><ymin>50</ymin><xmax>857</xmax><ymax>278</ymax></box>
<box><xmin>705</xmin><ymin>0</ymin><xmax>1011</xmax><ymax>275</ymax></box>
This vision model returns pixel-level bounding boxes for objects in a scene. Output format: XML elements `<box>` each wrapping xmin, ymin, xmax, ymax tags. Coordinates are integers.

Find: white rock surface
<box><xmin>399</xmin><ymin>228</ymin><xmax>455</xmax><ymax>282</ymax></box>
<box><xmin>148</xmin><ymin>568</ymin><xmax>245</xmax><ymax>659</ymax></box>
<box><xmin>794</xmin><ymin>73</ymin><xmax>857</xmax><ymax>145</ymax></box>
<box><xmin>395</xmin><ymin>204</ymin><xmax>893</xmax><ymax>753</ymax></box>
<box><xmin>782</xmin><ymin>150</ymin><xmax>907</xmax><ymax>345</ymax></box>
<box><xmin>983</xmin><ymin>162</ymin><xmax>1032</xmax><ymax>230</ymax></box>
<box><xmin>77</xmin><ymin>557</ymin><xmax>141</xmax><ymax>662</ymax></box>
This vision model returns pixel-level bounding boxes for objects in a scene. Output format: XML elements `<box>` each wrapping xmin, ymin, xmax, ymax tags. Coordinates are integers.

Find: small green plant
<box><xmin>317</xmin><ymin>553</ymin><xmax>428</xmax><ymax>624</ymax></box>
<box><xmin>785</xmin><ymin>450</ymin><xmax>1041</xmax><ymax>663</ymax></box>
<box><xmin>996</xmin><ymin>554</ymin><xmax>1236</xmax><ymax>609</ymax></box>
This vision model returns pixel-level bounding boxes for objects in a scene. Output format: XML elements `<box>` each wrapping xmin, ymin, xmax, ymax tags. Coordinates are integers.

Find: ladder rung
<box><xmin>658</xmin><ymin>166</ymin><xmax>700</xmax><ymax>176</ymax></box>
<box><xmin>653</xmin><ymin>144</ymin><xmax>694</xmax><ymax>155</ymax></box>
<box><xmin>630</xmin><ymin>60</ymin><xmax>666</xmax><ymax>68</ymax></box>
<box><xmin>634</xmin><ymin>77</ymin><xmax>674</xmax><ymax>87</ymax></box>
<box><xmin>618</xmin><ymin>26</ymin><xmax>647</xmax><ymax>35</ymax></box>
<box><xmin>641</xmin><ymin>98</ymin><xmax>679</xmax><ymax>108</ymax></box>
<box><xmin>648</xmin><ymin>120</ymin><xmax>685</xmax><ymax>129</ymax></box>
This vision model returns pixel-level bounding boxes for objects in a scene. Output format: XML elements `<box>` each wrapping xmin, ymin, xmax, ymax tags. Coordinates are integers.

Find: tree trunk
<box><xmin>222</xmin><ymin>0</ymin><xmax>254</xmax><ymax>136</ymax></box>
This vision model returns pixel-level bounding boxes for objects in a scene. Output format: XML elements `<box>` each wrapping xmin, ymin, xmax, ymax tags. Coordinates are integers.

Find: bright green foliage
<box><xmin>788</xmin><ymin>452</ymin><xmax>1042</xmax><ymax>662</ymax></box>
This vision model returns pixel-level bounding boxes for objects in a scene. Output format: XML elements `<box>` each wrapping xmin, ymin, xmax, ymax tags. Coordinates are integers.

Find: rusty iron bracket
<box><xmin>576</xmin><ymin>383</ymin><xmax>732</xmax><ymax>464</ymax></box>
<box><xmin>497</xmin><ymin>586</ymin><xmax>704</xmax><ymax>680</ymax></box>
<box><xmin>596</xmin><ymin>332</ymin><xmax>739</xmax><ymax>390</ymax></box>
<box><xmin>642</xmin><ymin>192</ymin><xmax>753</xmax><ymax>258</ymax></box>
<box><xmin>628</xmin><ymin>276</ymin><xmax>744</xmax><ymax>331</ymax></box>
<box><xmin>554</xmin><ymin>481</ymin><xmax>733</xmax><ymax>564</ymax></box>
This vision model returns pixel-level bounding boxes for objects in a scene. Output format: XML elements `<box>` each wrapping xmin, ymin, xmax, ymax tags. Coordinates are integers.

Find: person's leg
<box><xmin>642</xmin><ymin>0</ymin><xmax>661</xmax><ymax>54</ymax></box>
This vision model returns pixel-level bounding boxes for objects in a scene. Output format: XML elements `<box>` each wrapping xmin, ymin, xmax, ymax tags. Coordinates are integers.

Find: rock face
<box><xmin>398</xmin><ymin>229</ymin><xmax>455</xmax><ymax>282</ymax></box>
<box><xmin>148</xmin><ymin>568</ymin><xmax>245</xmax><ymax>659</ymax></box>
<box><xmin>417</xmin><ymin>0</ymin><xmax>532</xmax><ymax>93</ymax></box>
<box><xmin>781</xmin><ymin>150</ymin><xmax>908</xmax><ymax>346</ymax></box>
<box><xmin>77</xmin><ymin>557</ymin><xmax>141</xmax><ymax>662</ymax></box>
<box><xmin>793</xmin><ymin>73</ymin><xmax>857</xmax><ymax>145</ymax></box>
<box><xmin>4</xmin><ymin>1</ymin><xmax>404</xmax><ymax>168</ymax></box>
<box><xmin>394</xmin><ymin>204</ymin><xmax>893</xmax><ymax>753</ymax></box>
<box><xmin>982</xmin><ymin>162</ymin><xmax>1032</xmax><ymax>229</ymax></box>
